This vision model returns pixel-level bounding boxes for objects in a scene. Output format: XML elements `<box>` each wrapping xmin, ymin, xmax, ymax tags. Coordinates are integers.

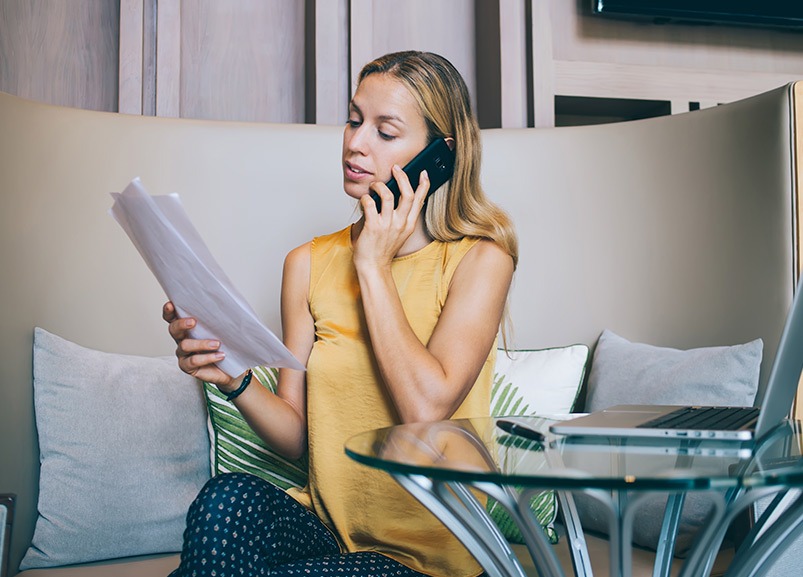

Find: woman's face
<box><xmin>342</xmin><ymin>73</ymin><xmax>429</xmax><ymax>201</ymax></box>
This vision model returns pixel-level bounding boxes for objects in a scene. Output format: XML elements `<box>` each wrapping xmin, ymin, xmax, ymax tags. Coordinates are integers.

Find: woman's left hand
<box><xmin>353</xmin><ymin>164</ymin><xmax>430</xmax><ymax>270</ymax></box>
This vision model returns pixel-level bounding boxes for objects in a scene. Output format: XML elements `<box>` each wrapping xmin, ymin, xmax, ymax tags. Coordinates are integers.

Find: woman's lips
<box><xmin>344</xmin><ymin>161</ymin><xmax>373</xmax><ymax>181</ymax></box>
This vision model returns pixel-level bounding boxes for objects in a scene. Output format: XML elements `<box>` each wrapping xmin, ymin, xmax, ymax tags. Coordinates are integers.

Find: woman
<box><xmin>165</xmin><ymin>50</ymin><xmax>517</xmax><ymax>577</ymax></box>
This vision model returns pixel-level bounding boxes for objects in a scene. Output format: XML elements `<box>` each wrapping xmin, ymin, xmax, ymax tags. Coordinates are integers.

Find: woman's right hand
<box><xmin>162</xmin><ymin>301</ymin><xmax>235</xmax><ymax>389</ymax></box>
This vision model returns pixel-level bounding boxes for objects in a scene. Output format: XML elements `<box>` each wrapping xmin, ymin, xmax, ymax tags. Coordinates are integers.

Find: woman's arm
<box><xmin>356</xmin><ymin>238</ymin><xmax>514</xmax><ymax>423</ymax></box>
<box><xmin>229</xmin><ymin>243</ymin><xmax>313</xmax><ymax>459</ymax></box>
<box><xmin>164</xmin><ymin>243</ymin><xmax>314</xmax><ymax>459</ymax></box>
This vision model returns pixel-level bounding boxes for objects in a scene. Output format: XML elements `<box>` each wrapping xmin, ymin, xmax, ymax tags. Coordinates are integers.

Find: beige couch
<box><xmin>1</xmin><ymin>83</ymin><xmax>801</xmax><ymax>577</ymax></box>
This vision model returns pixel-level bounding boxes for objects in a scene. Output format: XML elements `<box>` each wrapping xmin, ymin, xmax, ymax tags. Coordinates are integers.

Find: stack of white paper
<box><xmin>110</xmin><ymin>177</ymin><xmax>304</xmax><ymax>375</ymax></box>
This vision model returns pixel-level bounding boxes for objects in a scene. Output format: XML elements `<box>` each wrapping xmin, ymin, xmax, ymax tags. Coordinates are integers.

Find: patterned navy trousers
<box><xmin>169</xmin><ymin>472</ymin><xmax>429</xmax><ymax>577</ymax></box>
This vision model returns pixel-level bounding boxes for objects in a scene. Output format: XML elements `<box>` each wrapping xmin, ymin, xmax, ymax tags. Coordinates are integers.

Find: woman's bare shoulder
<box><xmin>285</xmin><ymin>241</ymin><xmax>312</xmax><ymax>266</ymax></box>
<box><xmin>464</xmin><ymin>238</ymin><xmax>514</xmax><ymax>270</ymax></box>
<box><xmin>448</xmin><ymin>238</ymin><xmax>514</xmax><ymax>294</ymax></box>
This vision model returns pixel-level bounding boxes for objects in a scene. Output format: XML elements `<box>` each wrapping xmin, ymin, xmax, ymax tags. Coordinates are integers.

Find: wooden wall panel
<box><xmin>548</xmin><ymin>1</ymin><xmax>803</xmax><ymax>110</ymax></box>
<box><xmin>531</xmin><ymin>0</ymin><xmax>555</xmax><ymax>128</ymax></box>
<box><xmin>0</xmin><ymin>0</ymin><xmax>119</xmax><ymax>112</ymax></box>
<box><xmin>156</xmin><ymin>0</ymin><xmax>181</xmax><ymax>118</ymax></box>
<box><xmin>313</xmin><ymin>0</ymin><xmax>349</xmax><ymax>125</ymax></box>
<box><xmin>119</xmin><ymin>0</ymin><xmax>144</xmax><ymax>115</ymax></box>
<box><xmin>349</xmin><ymin>0</ymin><xmax>476</xmax><ymax>110</ymax></box>
<box><xmin>554</xmin><ymin>2</ymin><xmax>803</xmax><ymax>73</ymax></box>
<box><xmin>178</xmin><ymin>0</ymin><xmax>305</xmax><ymax>122</ymax></box>
<box><xmin>499</xmin><ymin>0</ymin><xmax>528</xmax><ymax>127</ymax></box>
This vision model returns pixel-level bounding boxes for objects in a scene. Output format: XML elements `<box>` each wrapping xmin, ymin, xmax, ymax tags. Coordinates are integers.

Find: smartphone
<box><xmin>370</xmin><ymin>137</ymin><xmax>456</xmax><ymax>212</ymax></box>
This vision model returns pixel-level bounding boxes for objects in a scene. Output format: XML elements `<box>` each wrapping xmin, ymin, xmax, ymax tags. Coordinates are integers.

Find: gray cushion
<box><xmin>577</xmin><ymin>329</ymin><xmax>762</xmax><ymax>555</ymax></box>
<box><xmin>586</xmin><ymin>329</ymin><xmax>762</xmax><ymax>411</ymax></box>
<box><xmin>20</xmin><ymin>328</ymin><xmax>211</xmax><ymax>569</ymax></box>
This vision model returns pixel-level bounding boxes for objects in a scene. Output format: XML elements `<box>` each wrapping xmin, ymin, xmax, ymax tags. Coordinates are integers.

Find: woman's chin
<box><xmin>343</xmin><ymin>182</ymin><xmax>371</xmax><ymax>203</ymax></box>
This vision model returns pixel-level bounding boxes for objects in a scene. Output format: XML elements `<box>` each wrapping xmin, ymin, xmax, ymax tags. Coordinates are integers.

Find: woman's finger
<box><xmin>162</xmin><ymin>301</ymin><xmax>176</xmax><ymax>322</ymax></box>
<box><xmin>392</xmin><ymin>164</ymin><xmax>416</xmax><ymax>212</ymax></box>
<box><xmin>175</xmin><ymin>337</ymin><xmax>221</xmax><ymax>358</ymax></box>
<box><xmin>414</xmin><ymin>169</ymin><xmax>430</xmax><ymax>207</ymax></box>
<box><xmin>177</xmin><ymin>350</ymin><xmax>225</xmax><ymax>370</ymax></box>
<box><xmin>369</xmin><ymin>180</ymin><xmax>396</xmax><ymax>215</ymax></box>
<box><xmin>168</xmin><ymin>316</ymin><xmax>196</xmax><ymax>342</ymax></box>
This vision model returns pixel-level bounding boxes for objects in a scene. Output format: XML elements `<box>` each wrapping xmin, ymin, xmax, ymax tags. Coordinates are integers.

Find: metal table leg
<box><xmin>555</xmin><ymin>489</ymin><xmax>595</xmax><ymax>577</ymax></box>
<box><xmin>652</xmin><ymin>493</ymin><xmax>685</xmax><ymax>577</ymax></box>
<box><xmin>724</xmin><ymin>488</ymin><xmax>803</xmax><ymax>577</ymax></box>
<box><xmin>392</xmin><ymin>473</ymin><xmax>531</xmax><ymax>577</ymax></box>
<box><xmin>478</xmin><ymin>482</ymin><xmax>568</xmax><ymax>577</ymax></box>
<box><xmin>393</xmin><ymin>472</ymin><xmax>803</xmax><ymax>577</ymax></box>
<box><xmin>678</xmin><ymin>486</ymin><xmax>788</xmax><ymax>577</ymax></box>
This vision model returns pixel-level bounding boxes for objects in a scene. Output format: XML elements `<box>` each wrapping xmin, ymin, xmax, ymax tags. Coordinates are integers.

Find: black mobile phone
<box><xmin>370</xmin><ymin>137</ymin><xmax>456</xmax><ymax>212</ymax></box>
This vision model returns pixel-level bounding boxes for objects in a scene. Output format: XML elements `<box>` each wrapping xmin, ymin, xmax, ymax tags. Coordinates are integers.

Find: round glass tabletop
<box><xmin>344</xmin><ymin>416</ymin><xmax>803</xmax><ymax>491</ymax></box>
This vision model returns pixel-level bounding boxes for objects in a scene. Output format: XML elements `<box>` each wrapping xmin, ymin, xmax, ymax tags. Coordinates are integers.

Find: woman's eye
<box><xmin>347</xmin><ymin>118</ymin><xmax>361</xmax><ymax>128</ymax></box>
<box><xmin>378</xmin><ymin>131</ymin><xmax>396</xmax><ymax>141</ymax></box>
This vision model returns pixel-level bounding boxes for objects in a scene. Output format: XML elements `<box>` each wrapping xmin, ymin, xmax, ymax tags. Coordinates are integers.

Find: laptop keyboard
<box><xmin>636</xmin><ymin>406</ymin><xmax>760</xmax><ymax>431</ymax></box>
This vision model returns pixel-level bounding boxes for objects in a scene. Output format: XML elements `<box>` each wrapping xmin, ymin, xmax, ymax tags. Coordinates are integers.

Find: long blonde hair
<box><xmin>358</xmin><ymin>51</ymin><xmax>518</xmax><ymax>269</ymax></box>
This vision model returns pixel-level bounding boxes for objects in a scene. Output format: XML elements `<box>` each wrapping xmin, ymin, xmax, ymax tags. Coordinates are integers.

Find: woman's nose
<box><xmin>345</xmin><ymin>125</ymin><xmax>369</xmax><ymax>154</ymax></box>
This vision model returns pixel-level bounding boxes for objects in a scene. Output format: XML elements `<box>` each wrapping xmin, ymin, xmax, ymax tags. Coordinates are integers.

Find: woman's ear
<box><xmin>445</xmin><ymin>136</ymin><xmax>456</xmax><ymax>151</ymax></box>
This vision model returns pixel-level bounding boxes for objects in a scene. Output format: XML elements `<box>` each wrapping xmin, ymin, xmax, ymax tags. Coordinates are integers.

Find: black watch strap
<box><xmin>225</xmin><ymin>369</ymin><xmax>253</xmax><ymax>402</ymax></box>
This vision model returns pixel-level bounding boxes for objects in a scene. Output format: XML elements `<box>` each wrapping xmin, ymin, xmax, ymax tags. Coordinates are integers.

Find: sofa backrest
<box><xmin>483</xmin><ymin>85</ymin><xmax>798</xmax><ymax>401</ymax></box>
<box><xmin>0</xmin><ymin>84</ymin><xmax>799</xmax><ymax>570</ymax></box>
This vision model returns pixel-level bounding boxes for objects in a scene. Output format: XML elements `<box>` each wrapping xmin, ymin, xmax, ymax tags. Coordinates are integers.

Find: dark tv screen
<box><xmin>592</xmin><ymin>1</ymin><xmax>803</xmax><ymax>29</ymax></box>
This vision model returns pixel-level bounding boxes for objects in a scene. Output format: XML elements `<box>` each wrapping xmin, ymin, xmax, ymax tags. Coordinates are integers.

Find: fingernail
<box><xmin>214</xmin><ymin>352</ymin><xmax>225</xmax><ymax>360</ymax></box>
<box><xmin>209</xmin><ymin>340</ymin><xmax>220</xmax><ymax>348</ymax></box>
<box><xmin>184</xmin><ymin>319</ymin><xmax>194</xmax><ymax>328</ymax></box>
<box><xmin>421</xmin><ymin>169</ymin><xmax>429</xmax><ymax>180</ymax></box>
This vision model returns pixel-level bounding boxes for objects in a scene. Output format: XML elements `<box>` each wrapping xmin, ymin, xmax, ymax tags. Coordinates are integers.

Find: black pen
<box><xmin>496</xmin><ymin>418</ymin><xmax>546</xmax><ymax>443</ymax></box>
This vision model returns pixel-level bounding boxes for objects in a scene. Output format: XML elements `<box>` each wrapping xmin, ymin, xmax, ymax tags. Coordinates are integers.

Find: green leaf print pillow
<box><xmin>487</xmin><ymin>345</ymin><xmax>589</xmax><ymax>544</ymax></box>
<box><xmin>203</xmin><ymin>365</ymin><xmax>308</xmax><ymax>490</ymax></box>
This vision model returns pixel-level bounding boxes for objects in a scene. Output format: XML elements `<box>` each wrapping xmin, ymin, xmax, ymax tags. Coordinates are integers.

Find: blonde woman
<box><xmin>165</xmin><ymin>51</ymin><xmax>517</xmax><ymax>577</ymax></box>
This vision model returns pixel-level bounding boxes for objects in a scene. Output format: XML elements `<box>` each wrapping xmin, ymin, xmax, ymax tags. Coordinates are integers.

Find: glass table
<box><xmin>345</xmin><ymin>416</ymin><xmax>803</xmax><ymax>577</ymax></box>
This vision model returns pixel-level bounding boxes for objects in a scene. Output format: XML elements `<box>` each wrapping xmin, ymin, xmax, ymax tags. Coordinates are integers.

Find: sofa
<box><xmin>1</xmin><ymin>82</ymin><xmax>801</xmax><ymax>577</ymax></box>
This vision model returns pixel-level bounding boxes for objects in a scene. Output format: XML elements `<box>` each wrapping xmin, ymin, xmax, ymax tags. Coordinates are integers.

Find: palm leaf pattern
<box><xmin>487</xmin><ymin>371</ymin><xmax>559</xmax><ymax>544</ymax></box>
<box><xmin>204</xmin><ymin>366</ymin><xmax>308</xmax><ymax>490</ymax></box>
<box><xmin>491</xmin><ymin>372</ymin><xmax>532</xmax><ymax>416</ymax></box>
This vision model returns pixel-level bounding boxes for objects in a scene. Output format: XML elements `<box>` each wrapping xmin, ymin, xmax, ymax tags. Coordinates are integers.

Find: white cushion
<box><xmin>493</xmin><ymin>345</ymin><xmax>589</xmax><ymax>417</ymax></box>
<box><xmin>489</xmin><ymin>345</ymin><xmax>589</xmax><ymax>544</ymax></box>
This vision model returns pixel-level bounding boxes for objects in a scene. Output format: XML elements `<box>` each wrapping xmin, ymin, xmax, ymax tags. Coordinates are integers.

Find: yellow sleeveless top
<box><xmin>287</xmin><ymin>225</ymin><xmax>493</xmax><ymax>577</ymax></box>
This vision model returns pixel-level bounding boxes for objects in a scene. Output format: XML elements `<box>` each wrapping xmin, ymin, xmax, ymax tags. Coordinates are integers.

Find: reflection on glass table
<box><xmin>345</xmin><ymin>416</ymin><xmax>803</xmax><ymax>577</ymax></box>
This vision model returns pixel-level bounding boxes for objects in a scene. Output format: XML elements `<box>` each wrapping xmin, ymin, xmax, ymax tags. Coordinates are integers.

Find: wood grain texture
<box><xmin>543</xmin><ymin>1</ymin><xmax>803</xmax><ymax>113</ymax></box>
<box><xmin>156</xmin><ymin>0</ymin><xmax>180</xmax><ymax>117</ymax></box>
<box><xmin>178</xmin><ymin>0</ymin><xmax>305</xmax><ymax>122</ymax></box>
<box><xmin>142</xmin><ymin>0</ymin><xmax>157</xmax><ymax>116</ymax></box>
<box><xmin>555</xmin><ymin>60</ymin><xmax>801</xmax><ymax>104</ymax></box>
<box><xmin>553</xmin><ymin>1</ymin><xmax>803</xmax><ymax>73</ymax></box>
<box><xmin>314</xmin><ymin>0</ymin><xmax>349</xmax><ymax>125</ymax></box>
<box><xmin>499</xmin><ymin>0</ymin><xmax>527</xmax><ymax>127</ymax></box>
<box><xmin>0</xmin><ymin>0</ymin><xmax>119</xmax><ymax>111</ymax></box>
<box><xmin>119</xmin><ymin>0</ymin><xmax>143</xmax><ymax>114</ymax></box>
<box><xmin>349</xmin><ymin>0</ymin><xmax>476</xmax><ymax>110</ymax></box>
<box><xmin>531</xmin><ymin>0</ymin><xmax>555</xmax><ymax>128</ymax></box>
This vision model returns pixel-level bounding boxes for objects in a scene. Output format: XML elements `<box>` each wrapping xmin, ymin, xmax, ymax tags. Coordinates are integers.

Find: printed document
<box><xmin>110</xmin><ymin>178</ymin><xmax>304</xmax><ymax>375</ymax></box>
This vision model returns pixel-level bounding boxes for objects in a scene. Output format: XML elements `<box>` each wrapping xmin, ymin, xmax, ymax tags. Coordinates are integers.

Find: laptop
<box><xmin>496</xmin><ymin>415</ymin><xmax>755</xmax><ymax>457</ymax></box>
<box><xmin>550</xmin><ymin>278</ymin><xmax>803</xmax><ymax>442</ymax></box>
<box><xmin>555</xmin><ymin>434</ymin><xmax>756</xmax><ymax>459</ymax></box>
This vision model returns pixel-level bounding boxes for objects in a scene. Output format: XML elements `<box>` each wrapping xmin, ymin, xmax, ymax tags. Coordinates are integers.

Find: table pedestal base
<box><xmin>393</xmin><ymin>473</ymin><xmax>803</xmax><ymax>577</ymax></box>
